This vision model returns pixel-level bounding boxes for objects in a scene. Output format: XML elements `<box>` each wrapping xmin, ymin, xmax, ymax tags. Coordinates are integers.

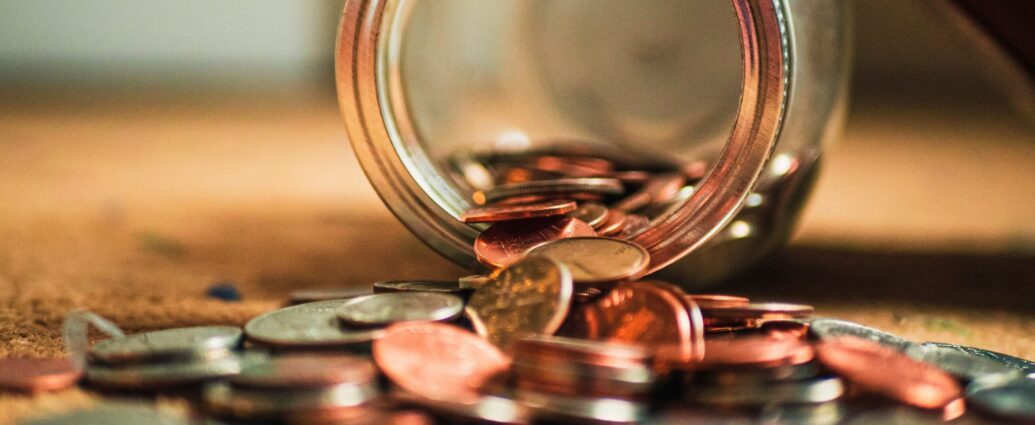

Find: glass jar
<box><xmin>335</xmin><ymin>0</ymin><xmax>850</xmax><ymax>287</ymax></box>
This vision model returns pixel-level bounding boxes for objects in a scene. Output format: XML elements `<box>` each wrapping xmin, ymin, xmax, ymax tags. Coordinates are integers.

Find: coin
<box><xmin>560</xmin><ymin>282</ymin><xmax>697</xmax><ymax>366</ymax></box>
<box><xmin>965</xmin><ymin>374</ymin><xmax>1035</xmax><ymax>422</ymax></box>
<box><xmin>461</xmin><ymin>200</ymin><xmax>577</xmax><ymax>223</ymax></box>
<box><xmin>905</xmin><ymin>343</ymin><xmax>1021</xmax><ymax>382</ymax></box>
<box><xmin>613</xmin><ymin>173</ymin><xmax>685</xmax><ymax>212</ymax></box>
<box><xmin>244</xmin><ymin>300</ymin><xmax>384</xmax><ymax>348</ymax></box>
<box><xmin>596</xmin><ymin>209</ymin><xmax>628</xmax><ymax>236</ymax></box>
<box><xmin>526</xmin><ymin>237</ymin><xmax>650</xmax><ymax>284</ymax></box>
<box><xmin>759</xmin><ymin>320</ymin><xmax>810</xmax><ymax>340</ymax></box>
<box><xmin>373</xmin><ymin>322</ymin><xmax>510</xmax><ymax>403</ymax></box>
<box><xmin>392</xmin><ymin>390</ymin><xmax>531</xmax><ymax>425</ymax></box>
<box><xmin>617</xmin><ymin>214</ymin><xmax>650</xmax><ymax>239</ymax></box>
<box><xmin>699</xmin><ymin>302</ymin><xmax>814</xmax><ymax>322</ymax></box>
<box><xmin>692</xmin><ymin>360</ymin><xmax>822</xmax><ymax>385</ymax></box>
<box><xmin>465</xmin><ymin>256</ymin><xmax>573</xmax><ymax>350</ymax></box>
<box><xmin>204</xmin><ymin>380</ymin><xmax>377</xmax><ymax>422</ymax></box>
<box><xmin>517</xmin><ymin>389</ymin><xmax>649</xmax><ymax>424</ymax></box>
<box><xmin>289</xmin><ymin>287</ymin><xmax>371</xmax><ymax>305</ymax></box>
<box><xmin>686</xmin><ymin>294</ymin><xmax>750</xmax><ymax>309</ymax></box>
<box><xmin>512</xmin><ymin>335</ymin><xmax>654</xmax><ymax>397</ymax></box>
<box><xmin>0</xmin><ymin>357</ymin><xmax>81</xmax><ymax>393</ymax></box>
<box><xmin>477</xmin><ymin>178</ymin><xmax>624</xmax><ymax>204</ymax></box>
<box><xmin>230</xmin><ymin>353</ymin><xmax>377</xmax><ymax>389</ymax></box>
<box><xmin>759</xmin><ymin>401</ymin><xmax>846</xmax><ymax>425</ymax></box>
<box><xmin>474</xmin><ymin>216</ymin><xmax>596</xmax><ymax>268</ymax></box>
<box><xmin>808</xmin><ymin>318</ymin><xmax>915</xmax><ymax>352</ymax></box>
<box><xmin>86</xmin><ymin>351</ymin><xmax>263</xmax><ymax>389</ymax></box>
<box><xmin>688</xmin><ymin>376</ymin><xmax>844</xmax><ymax>407</ymax></box>
<box><xmin>89</xmin><ymin>326</ymin><xmax>242</xmax><ymax>365</ymax></box>
<box><xmin>458</xmin><ymin>274</ymin><xmax>493</xmax><ymax>290</ymax></box>
<box><xmin>17</xmin><ymin>403</ymin><xmax>195</xmax><ymax>425</ymax></box>
<box><xmin>372</xmin><ymin>280</ymin><xmax>468</xmax><ymax>294</ymax></box>
<box><xmin>699</xmin><ymin>336</ymin><xmax>814</xmax><ymax>368</ymax></box>
<box><xmin>921</xmin><ymin>342</ymin><xmax>1035</xmax><ymax>375</ymax></box>
<box><xmin>814</xmin><ymin>336</ymin><xmax>962</xmax><ymax>410</ymax></box>
<box><xmin>336</xmin><ymin>292</ymin><xmax>464</xmax><ymax>326</ymax></box>
<box><xmin>567</xmin><ymin>202</ymin><xmax>610</xmax><ymax>229</ymax></box>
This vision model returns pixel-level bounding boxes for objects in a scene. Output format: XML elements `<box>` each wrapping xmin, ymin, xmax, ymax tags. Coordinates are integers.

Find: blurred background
<box><xmin>0</xmin><ymin>0</ymin><xmax>1032</xmax><ymax>364</ymax></box>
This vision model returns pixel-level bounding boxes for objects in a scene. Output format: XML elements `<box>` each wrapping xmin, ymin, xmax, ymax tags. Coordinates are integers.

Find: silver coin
<box><xmin>372</xmin><ymin>280</ymin><xmax>468</xmax><ymax>294</ymax></box>
<box><xmin>244</xmin><ymin>300</ymin><xmax>384</xmax><ymax>348</ymax></box>
<box><xmin>336</xmin><ymin>293</ymin><xmax>464</xmax><ymax>326</ymax></box>
<box><xmin>688</xmin><ymin>376</ymin><xmax>844</xmax><ymax>407</ymax></box>
<box><xmin>966</xmin><ymin>374</ymin><xmax>1035</xmax><ymax>421</ymax></box>
<box><xmin>839</xmin><ymin>406</ymin><xmax>961</xmax><ymax>425</ymax></box>
<box><xmin>17</xmin><ymin>403</ymin><xmax>196</xmax><ymax>425</ymax></box>
<box><xmin>481</xmin><ymin>178</ymin><xmax>624</xmax><ymax>203</ymax></box>
<box><xmin>906</xmin><ymin>343</ymin><xmax>1022</xmax><ymax>382</ymax></box>
<box><xmin>526</xmin><ymin>237</ymin><xmax>650</xmax><ymax>284</ymax></box>
<box><xmin>807</xmin><ymin>318</ymin><xmax>916</xmax><ymax>352</ymax></box>
<box><xmin>517</xmin><ymin>389</ymin><xmax>648</xmax><ymax>424</ymax></box>
<box><xmin>922</xmin><ymin>342</ymin><xmax>1035</xmax><ymax>375</ymax></box>
<box><xmin>392</xmin><ymin>390</ymin><xmax>530</xmax><ymax>424</ymax></box>
<box><xmin>89</xmin><ymin>326</ymin><xmax>242</xmax><ymax>365</ymax></box>
<box><xmin>204</xmin><ymin>380</ymin><xmax>378</xmax><ymax>421</ymax></box>
<box><xmin>86</xmin><ymin>352</ymin><xmax>264</xmax><ymax>389</ymax></box>
<box><xmin>289</xmin><ymin>287</ymin><xmax>372</xmax><ymax>305</ymax></box>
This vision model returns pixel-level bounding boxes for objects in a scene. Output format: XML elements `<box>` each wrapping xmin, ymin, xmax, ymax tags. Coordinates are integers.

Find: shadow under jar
<box><xmin>336</xmin><ymin>0</ymin><xmax>850</xmax><ymax>287</ymax></box>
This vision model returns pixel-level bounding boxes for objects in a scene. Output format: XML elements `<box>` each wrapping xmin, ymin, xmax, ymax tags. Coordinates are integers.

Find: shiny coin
<box><xmin>596</xmin><ymin>209</ymin><xmax>628</xmax><ymax>236</ymax></box>
<box><xmin>686</xmin><ymin>294</ymin><xmax>750</xmax><ymax>309</ymax></box>
<box><xmin>86</xmin><ymin>351</ymin><xmax>263</xmax><ymax>389</ymax></box>
<box><xmin>17</xmin><ymin>403</ymin><xmax>195</xmax><ymax>425</ymax></box>
<box><xmin>567</xmin><ymin>202</ymin><xmax>609</xmax><ymax>229</ymax></box>
<box><xmin>337</xmin><ymin>292</ymin><xmax>464</xmax><ymax>326</ymax></box>
<box><xmin>476</xmin><ymin>178</ymin><xmax>624</xmax><ymax>205</ymax></box>
<box><xmin>205</xmin><ymin>380</ymin><xmax>377</xmax><ymax>422</ymax></box>
<box><xmin>466</xmin><ymin>256</ymin><xmax>573</xmax><ymax>350</ymax></box>
<box><xmin>808</xmin><ymin>318</ymin><xmax>915</xmax><ymax>352</ymax></box>
<box><xmin>906</xmin><ymin>343</ymin><xmax>1022</xmax><ymax>382</ymax></box>
<box><xmin>0</xmin><ymin>357</ymin><xmax>80</xmax><ymax>394</ymax></box>
<box><xmin>688</xmin><ymin>376</ymin><xmax>844</xmax><ymax>407</ymax></box>
<box><xmin>700</xmin><ymin>302</ymin><xmax>814</xmax><ymax>322</ymax></box>
<box><xmin>699</xmin><ymin>335</ymin><xmax>814</xmax><ymax>368</ymax></box>
<box><xmin>230</xmin><ymin>353</ymin><xmax>377</xmax><ymax>390</ymax></box>
<box><xmin>372</xmin><ymin>280</ymin><xmax>468</xmax><ymax>294</ymax></box>
<box><xmin>392</xmin><ymin>390</ymin><xmax>531</xmax><ymax>425</ymax></box>
<box><xmin>526</xmin><ymin>237</ymin><xmax>650</xmax><ymax>284</ymax></box>
<box><xmin>474</xmin><ymin>216</ymin><xmax>596</xmax><ymax>268</ymax></box>
<box><xmin>244</xmin><ymin>300</ymin><xmax>384</xmax><ymax>348</ymax></box>
<box><xmin>89</xmin><ymin>326</ymin><xmax>242</xmax><ymax>365</ymax></box>
<box><xmin>965</xmin><ymin>374</ymin><xmax>1035</xmax><ymax>422</ymax></box>
<box><xmin>612</xmin><ymin>173</ymin><xmax>685</xmax><ymax>212</ymax></box>
<box><xmin>922</xmin><ymin>342</ymin><xmax>1035</xmax><ymax>375</ymax></box>
<box><xmin>815</xmin><ymin>336</ymin><xmax>962</xmax><ymax>410</ymax></box>
<box><xmin>759</xmin><ymin>320</ymin><xmax>811</xmax><ymax>340</ymax></box>
<box><xmin>461</xmin><ymin>200</ymin><xmax>577</xmax><ymax>223</ymax></box>
<box><xmin>518</xmin><ymin>390</ymin><xmax>649</xmax><ymax>424</ymax></box>
<box><xmin>289</xmin><ymin>287</ymin><xmax>371</xmax><ymax>305</ymax></box>
<box><xmin>373</xmin><ymin>322</ymin><xmax>510</xmax><ymax>403</ymax></box>
<box><xmin>513</xmin><ymin>335</ymin><xmax>655</xmax><ymax>397</ymax></box>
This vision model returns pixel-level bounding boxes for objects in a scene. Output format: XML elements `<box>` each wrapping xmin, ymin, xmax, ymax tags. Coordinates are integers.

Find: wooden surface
<box><xmin>0</xmin><ymin>87</ymin><xmax>1032</xmax><ymax>422</ymax></box>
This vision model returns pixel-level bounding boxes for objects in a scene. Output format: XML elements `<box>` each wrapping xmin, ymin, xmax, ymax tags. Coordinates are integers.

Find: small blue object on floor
<box><xmin>206</xmin><ymin>282</ymin><xmax>241</xmax><ymax>302</ymax></box>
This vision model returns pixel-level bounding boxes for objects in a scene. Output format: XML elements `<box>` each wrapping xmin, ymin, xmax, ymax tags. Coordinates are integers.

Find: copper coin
<box><xmin>477</xmin><ymin>178</ymin><xmax>623</xmax><ymax>205</ymax></box>
<box><xmin>607</xmin><ymin>171</ymin><xmax>652</xmax><ymax>185</ymax></box>
<box><xmin>699</xmin><ymin>336</ymin><xmax>814</xmax><ymax>369</ymax></box>
<box><xmin>596</xmin><ymin>209</ymin><xmax>627</xmax><ymax>236</ymax></box>
<box><xmin>700</xmin><ymin>302</ymin><xmax>814</xmax><ymax>321</ymax></box>
<box><xmin>230</xmin><ymin>353</ymin><xmax>376</xmax><ymax>390</ymax></box>
<box><xmin>686</xmin><ymin>294</ymin><xmax>750</xmax><ymax>309</ymax></box>
<box><xmin>373</xmin><ymin>322</ymin><xmax>511</xmax><ymax>404</ymax></box>
<box><xmin>759</xmin><ymin>320</ymin><xmax>810</xmax><ymax>340</ymax></box>
<box><xmin>513</xmin><ymin>335</ymin><xmax>651</xmax><ymax>369</ymax></box>
<box><xmin>0</xmin><ymin>357</ymin><xmax>80</xmax><ymax>393</ymax></box>
<box><xmin>612</xmin><ymin>173</ymin><xmax>685</xmax><ymax>212</ymax></box>
<box><xmin>617</xmin><ymin>214</ymin><xmax>650</xmax><ymax>239</ymax></box>
<box><xmin>814</xmin><ymin>336</ymin><xmax>962</xmax><ymax>410</ymax></box>
<box><xmin>474</xmin><ymin>216</ymin><xmax>595</xmax><ymax>268</ymax></box>
<box><xmin>289</xmin><ymin>287</ymin><xmax>371</xmax><ymax>305</ymax></box>
<box><xmin>559</xmin><ymin>282</ymin><xmax>696</xmax><ymax>366</ymax></box>
<box><xmin>703</xmin><ymin>318</ymin><xmax>758</xmax><ymax>333</ymax></box>
<box><xmin>491</xmin><ymin>192</ymin><xmax>604</xmax><ymax>206</ymax></box>
<box><xmin>526</xmin><ymin>237</ymin><xmax>650</xmax><ymax>284</ymax></box>
<box><xmin>460</xmin><ymin>200</ymin><xmax>577</xmax><ymax>223</ymax></box>
<box><xmin>567</xmin><ymin>202</ymin><xmax>609</xmax><ymax>229</ymax></box>
<box><xmin>640</xmin><ymin>281</ymin><xmax>705</xmax><ymax>364</ymax></box>
<box><xmin>528</xmin><ymin>155</ymin><xmax>614</xmax><ymax>176</ymax></box>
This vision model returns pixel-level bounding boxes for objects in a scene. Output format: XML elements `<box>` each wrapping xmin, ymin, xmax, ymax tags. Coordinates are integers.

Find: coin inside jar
<box><xmin>566</xmin><ymin>202</ymin><xmax>609</xmax><ymax>229</ymax></box>
<box><xmin>474</xmin><ymin>216</ymin><xmax>596</xmax><ymax>268</ymax></box>
<box><xmin>526</xmin><ymin>237</ymin><xmax>649</xmax><ymax>284</ymax></box>
<box><xmin>336</xmin><ymin>292</ymin><xmax>464</xmax><ymax>326</ymax></box>
<box><xmin>460</xmin><ymin>200</ymin><xmax>577</xmax><ymax>223</ymax></box>
<box><xmin>475</xmin><ymin>177</ymin><xmax>624</xmax><ymax>205</ymax></box>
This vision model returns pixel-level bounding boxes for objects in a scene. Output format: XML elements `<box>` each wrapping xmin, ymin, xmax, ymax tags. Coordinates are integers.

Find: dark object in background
<box><xmin>206</xmin><ymin>282</ymin><xmax>241</xmax><ymax>302</ymax></box>
<box><xmin>952</xmin><ymin>0</ymin><xmax>1035</xmax><ymax>77</ymax></box>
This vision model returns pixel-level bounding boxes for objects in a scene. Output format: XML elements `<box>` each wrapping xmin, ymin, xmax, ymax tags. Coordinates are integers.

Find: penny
<box><xmin>525</xmin><ymin>155</ymin><xmax>614</xmax><ymax>176</ymax></box>
<box><xmin>373</xmin><ymin>280</ymin><xmax>468</xmax><ymax>294</ymax></box>
<box><xmin>458</xmin><ymin>274</ymin><xmax>493</xmax><ymax>290</ymax></box>
<box><xmin>905</xmin><ymin>343</ymin><xmax>1022</xmax><ymax>382</ymax></box>
<box><xmin>808</xmin><ymin>318</ymin><xmax>916</xmax><ymax>352</ymax></box>
<box><xmin>814</xmin><ymin>336</ymin><xmax>962</xmax><ymax>409</ymax></box>
<box><xmin>373</xmin><ymin>322</ymin><xmax>510</xmax><ymax>403</ymax></box>
<box><xmin>513</xmin><ymin>336</ymin><xmax>655</xmax><ymax>397</ymax></box>
<box><xmin>567</xmin><ymin>202</ymin><xmax>610</xmax><ymax>229</ymax></box>
<box><xmin>230</xmin><ymin>353</ymin><xmax>377</xmax><ymax>389</ymax></box>
<box><xmin>204</xmin><ymin>380</ymin><xmax>377</xmax><ymax>422</ymax></box>
<box><xmin>289</xmin><ymin>287</ymin><xmax>371</xmax><ymax>305</ymax></box>
<box><xmin>86</xmin><ymin>351</ymin><xmax>264</xmax><ymax>389</ymax></box>
<box><xmin>596</xmin><ymin>209</ymin><xmax>628</xmax><ymax>236</ymax></box>
<box><xmin>965</xmin><ymin>374</ymin><xmax>1035</xmax><ymax>422</ymax></box>
<box><xmin>461</xmin><ymin>200</ymin><xmax>577</xmax><ymax>223</ymax></box>
<box><xmin>699</xmin><ymin>336</ymin><xmax>814</xmax><ymax>368</ymax></box>
<box><xmin>526</xmin><ymin>237</ymin><xmax>650</xmax><ymax>284</ymax></box>
<box><xmin>700</xmin><ymin>302</ymin><xmax>814</xmax><ymax>322</ymax></box>
<box><xmin>921</xmin><ymin>342</ymin><xmax>1035</xmax><ymax>375</ymax></box>
<box><xmin>336</xmin><ymin>292</ymin><xmax>464</xmax><ymax>326</ymax></box>
<box><xmin>688</xmin><ymin>376</ymin><xmax>844</xmax><ymax>407</ymax></box>
<box><xmin>18</xmin><ymin>403</ymin><xmax>195</xmax><ymax>425</ymax></box>
<box><xmin>518</xmin><ymin>389</ymin><xmax>649</xmax><ymax>424</ymax></box>
<box><xmin>0</xmin><ymin>357</ymin><xmax>81</xmax><ymax>393</ymax></box>
<box><xmin>513</xmin><ymin>335</ymin><xmax>651</xmax><ymax>369</ymax></box>
<box><xmin>89</xmin><ymin>326</ymin><xmax>242</xmax><ymax>365</ymax></box>
<box><xmin>613</xmin><ymin>173</ymin><xmax>685</xmax><ymax>212</ymax></box>
<box><xmin>617</xmin><ymin>214</ymin><xmax>650</xmax><ymax>239</ymax></box>
<box><xmin>758</xmin><ymin>320</ymin><xmax>811</xmax><ymax>340</ymax></box>
<box><xmin>477</xmin><ymin>178</ymin><xmax>624</xmax><ymax>204</ymax></box>
<box><xmin>465</xmin><ymin>256</ymin><xmax>573</xmax><ymax>350</ymax></box>
<box><xmin>244</xmin><ymin>300</ymin><xmax>384</xmax><ymax>348</ymax></box>
<box><xmin>392</xmin><ymin>390</ymin><xmax>531</xmax><ymax>424</ymax></box>
<box><xmin>560</xmin><ymin>282</ymin><xmax>696</xmax><ymax>366</ymax></box>
<box><xmin>643</xmin><ymin>281</ymin><xmax>706</xmax><ymax>364</ymax></box>
<box><xmin>492</xmin><ymin>192</ymin><xmax>604</xmax><ymax>206</ymax></box>
<box><xmin>474</xmin><ymin>216</ymin><xmax>596</xmax><ymax>268</ymax></box>
<box><xmin>686</xmin><ymin>294</ymin><xmax>750</xmax><ymax>309</ymax></box>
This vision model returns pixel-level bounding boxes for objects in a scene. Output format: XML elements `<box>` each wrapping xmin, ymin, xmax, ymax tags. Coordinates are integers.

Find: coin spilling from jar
<box><xmin>11</xmin><ymin>150</ymin><xmax>1035</xmax><ymax>424</ymax></box>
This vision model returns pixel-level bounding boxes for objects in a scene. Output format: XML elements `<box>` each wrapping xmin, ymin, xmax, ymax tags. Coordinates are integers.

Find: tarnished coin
<box><xmin>517</xmin><ymin>389</ymin><xmax>649</xmax><ymax>424</ymax></box>
<box><xmin>906</xmin><ymin>343</ymin><xmax>1022</xmax><ymax>382</ymax></box>
<box><xmin>86</xmin><ymin>351</ymin><xmax>264</xmax><ymax>389</ymax></box>
<box><xmin>17</xmin><ymin>403</ymin><xmax>195</xmax><ymax>425</ymax></box>
<box><xmin>815</xmin><ymin>336</ymin><xmax>962</xmax><ymax>410</ymax></box>
<box><xmin>244</xmin><ymin>300</ymin><xmax>384</xmax><ymax>348</ymax></box>
<box><xmin>373</xmin><ymin>322</ymin><xmax>511</xmax><ymax>403</ymax></box>
<box><xmin>465</xmin><ymin>256</ymin><xmax>573</xmax><ymax>350</ymax></box>
<box><xmin>567</xmin><ymin>202</ymin><xmax>609</xmax><ymax>229</ymax></box>
<box><xmin>90</xmin><ymin>326</ymin><xmax>242</xmax><ymax>365</ymax></box>
<box><xmin>373</xmin><ymin>280</ymin><xmax>468</xmax><ymax>294</ymax></box>
<box><xmin>966</xmin><ymin>374</ymin><xmax>1035</xmax><ymax>422</ymax></box>
<box><xmin>289</xmin><ymin>287</ymin><xmax>371</xmax><ymax>305</ymax></box>
<box><xmin>0</xmin><ymin>357</ymin><xmax>81</xmax><ymax>393</ymax></box>
<box><xmin>476</xmin><ymin>178</ymin><xmax>624</xmax><ymax>205</ymax></box>
<box><xmin>230</xmin><ymin>353</ymin><xmax>377</xmax><ymax>390</ymax></box>
<box><xmin>205</xmin><ymin>380</ymin><xmax>377</xmax><ymax>422</ymax></box>
<box><xmin>688</xmin><ymin>376</ymin><xmax>844</xmax><ymax>407</ymax></box>
<box><xmin>336</xmin><ymin>293</ymin><xmax>464</xmax><ymax>326</ymax></box>
<box><xmin>922</xmin><ymin>342</ymin><xmax>1035</xmax><ymax>375</ymax></box>
<box><xmin>474</xmin><ymin>216</ymin><xmax>596</xmax><ymax>268</ymax></box>
<box><xmin>808</xmin><ymin>318</ymin><xmax>915</xmax><ymax>352</ymax></box>
<box><xmin>526</xmin><ymin>237</ymin><xmax>649</xmax><ymax>284</ymax></box>
<box><xmin>461</xmin><ymin>200</ymin><xmax>577</xmax><ymax>223</ymax></box>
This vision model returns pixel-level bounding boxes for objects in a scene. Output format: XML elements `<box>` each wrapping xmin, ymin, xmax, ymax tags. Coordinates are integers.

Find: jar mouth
<box><xmin>337</xmin><ymin>0</ymin><xmax>791</xmax><ymax>274</ymax></box>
